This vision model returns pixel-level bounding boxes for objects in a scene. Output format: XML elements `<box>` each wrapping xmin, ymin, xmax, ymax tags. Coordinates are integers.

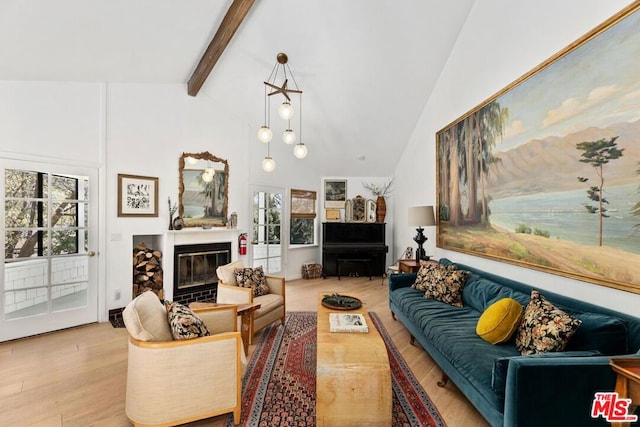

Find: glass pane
<box><xmin>51</xmin><ymin>175</ymin><xmax>78</xmax><ymax>200</ymax></box>
<box><xmin>4</xmin><ymin>258</ymin><xmax>48</xmax><ymax>290</ymax></box>
<box><xmin>4</xmin><ymin>200</ymin><xmax>43</xmax><ymax>228</ymax></box>
<box><xmin>4</xmin><ymin>288</ymin><xmax>49</xmax><ymax>319</ymax></box>
<box><xmin>268</xmin><ymin>225</ymin><xmax>281</xmax><ymax>244</ymax></box>
<box><xmin>51</xmin><ymin>230</ymin><xmax>79</xmax><ymax>255</ymax></box>
<box><xmin>5</xmin><ymin>229</ymin><xmax>48</xmax><ymax>259</ymax></box>
<box><xmin>268</xmin><ymin>193</ymin><xmax>282</xmax><ymax>210</ymax></box>
<box><xmin>4</xmin><ymin>169</ymin><xmax>40</xmax><ymax>198</ymax></box>
<box><xmin>253</xmin><ymin>225</ymin><xmax>267</xmax><ymax>244</ymax></box>
<box><xmin>291</xmin><ymin>218</ymin><xmax>314</xmax><ymax>244</ymax></box>
<box><xmin>52</xmin><ymin>201</ymin><xmax>78</xmax><ymax>228</ymax></box>
<box><xmin>51</xmin><ymin>282</ymin><xmax>87</xmax><ymax>312</ymax></box>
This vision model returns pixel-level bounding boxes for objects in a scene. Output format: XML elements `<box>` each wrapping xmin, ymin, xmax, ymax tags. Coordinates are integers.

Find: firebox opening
<box><xmin>173</xmin><ymin>242</ymin><xmax>231</xmax><ymax>302</ymax></box>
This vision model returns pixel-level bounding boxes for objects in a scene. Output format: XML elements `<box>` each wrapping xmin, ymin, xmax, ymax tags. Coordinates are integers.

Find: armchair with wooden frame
<box><xmin>216</xmin><ymin>261</ymin><xmax>286</xmax><ymax>344</ymax></box>
<box><xmin>122</xmin><ymin>290</ymin><xmax>245</xmax><ymax>426</ymax></box>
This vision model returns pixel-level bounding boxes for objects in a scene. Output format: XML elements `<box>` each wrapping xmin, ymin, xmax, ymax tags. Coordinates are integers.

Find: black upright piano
<box><xmin>322</xmin><ymin>222</ymin><xmax>388</xmax><ymax>278</ymax></box>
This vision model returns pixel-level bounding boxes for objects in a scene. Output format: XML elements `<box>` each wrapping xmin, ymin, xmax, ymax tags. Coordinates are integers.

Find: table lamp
<box><xmin>408</xmin><ymin>206</ymin><xmax>435</xmax><ymax>261</ymax></box>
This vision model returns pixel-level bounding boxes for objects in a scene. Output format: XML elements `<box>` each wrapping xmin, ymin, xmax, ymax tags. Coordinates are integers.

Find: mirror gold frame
<box><xmin>178</xmin><ymin>151</ymin><xmax>229</xmax><ymax>228</ymax></box>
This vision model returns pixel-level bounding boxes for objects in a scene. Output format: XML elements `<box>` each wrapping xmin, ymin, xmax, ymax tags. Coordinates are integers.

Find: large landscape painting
<box><xmin>436</xmin><ymin>3</ymin><xmax>640</xmax><ymax>294</ymax></box>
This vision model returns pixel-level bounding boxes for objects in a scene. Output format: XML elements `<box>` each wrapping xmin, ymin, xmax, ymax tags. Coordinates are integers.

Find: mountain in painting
<box><xmin>487</xmin><ymin>119</ymin><xmax>640</xmax><ymax>199</ymax></box>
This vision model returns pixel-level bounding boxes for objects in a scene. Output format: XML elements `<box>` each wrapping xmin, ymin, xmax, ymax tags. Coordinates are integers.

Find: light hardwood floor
<box><xmin>0</xmin><ymin>276</ymin><xmax>488</xmax><ymax>427</ymax></box>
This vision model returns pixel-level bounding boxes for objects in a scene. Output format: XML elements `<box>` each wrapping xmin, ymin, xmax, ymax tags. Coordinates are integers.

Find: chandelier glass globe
<box><xmin>282</xmin><ymin>129</ymin><xmax>296</xmax><ymax>144</ymax></box>
<box><xmin>278</xmin><ymin>101</ymin><xmax>294</xmax><ymax>120</ymax></box>
<box><xmin>257</xmin><ymin>126</ymin><xmax>273</xmax><ymax>143</ymax></box>
<box><xmin>262</xmin><ymin>156</ymin><xmax>276</xmax><ymax>172</ymax></box>
<box><xmin>293</xmin><ymin>143</ymin><xmax>308</xmax><ymax>159</ymax></box>
<box><xmin>201</xmin><ymin>171</ymin><xmax>214</xmax><ymax>182</ymax></box>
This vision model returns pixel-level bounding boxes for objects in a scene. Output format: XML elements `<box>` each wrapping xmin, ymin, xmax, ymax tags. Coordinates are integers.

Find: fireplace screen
<box><xmin>174</xmin><ymin>243</ymin><xmax>231</xmax><ymax>294</ymax></box>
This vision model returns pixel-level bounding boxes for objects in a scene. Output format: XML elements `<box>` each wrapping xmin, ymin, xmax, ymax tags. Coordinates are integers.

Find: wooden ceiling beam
<box><xmin>187</xmin><ymin>0</ymin><xmax>255</xmax><ymax>97</ymax></box>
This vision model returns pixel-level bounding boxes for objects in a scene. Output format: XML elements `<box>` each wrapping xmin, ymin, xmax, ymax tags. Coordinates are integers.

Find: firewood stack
<box><xmin>132</xmin><ymin>242</ymin><xmax>164</xmax><ymax>299</ymax></box>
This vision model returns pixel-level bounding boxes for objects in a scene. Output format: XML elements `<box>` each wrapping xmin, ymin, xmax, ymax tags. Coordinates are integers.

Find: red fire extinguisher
<box><xmin>239</xmin><ymin>233</ymin><xmax>248</xmax><ymax>255</ymax></box>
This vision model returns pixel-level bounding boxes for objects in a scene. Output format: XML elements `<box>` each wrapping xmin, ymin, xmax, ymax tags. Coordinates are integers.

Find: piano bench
<box><xmin>337</xmin><ymin>258</ymin><xmax>372</xmax><ymax>280</ymax></box>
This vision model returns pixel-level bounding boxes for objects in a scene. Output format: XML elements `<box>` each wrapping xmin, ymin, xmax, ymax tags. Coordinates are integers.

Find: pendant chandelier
<box><xmin>258</xmin><ymin>52</ymin><xmax>307</xmax><ymax>172</ymax></box>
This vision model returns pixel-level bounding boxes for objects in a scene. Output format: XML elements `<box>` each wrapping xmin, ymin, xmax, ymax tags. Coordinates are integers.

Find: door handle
<box><xmin>88</xmin><ymin>251</ymin><xmax>96</xmax><ymax>257</ymax></box>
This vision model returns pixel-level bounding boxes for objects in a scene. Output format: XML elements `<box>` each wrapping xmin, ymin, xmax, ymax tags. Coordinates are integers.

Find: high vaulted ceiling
<box><xmin>0</xmin><ymin>0</ymin><xmax>475</xmax><ymax>176</ymax></box>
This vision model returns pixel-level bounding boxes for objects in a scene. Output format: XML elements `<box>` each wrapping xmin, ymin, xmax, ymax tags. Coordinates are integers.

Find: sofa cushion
<box><xmin>515</xmin><ymin>290</ymin><xmax>582</xmax><ymax>355</ymax></box>
<box><xmin>253</xmin><ymin>293</ymin><xmax>284</xmax><ymax>319</ymax></box>
<box><xmin>462</xmin><ymin>273</ymin><xmax>530</xmax><ymax>313</ymax></box>
<box><xmin>122</xmin><ymin>290</ymin><xmax>173</xmax><ymax>342</ymax></box>
<box><xmin>217</xmin><ymin>260</ymin><xmax>245</xmax><ymax>285</ymax></box>
<box><xmin>476</xmin><ymin>298</ymin><xmax>523</xmax><ymax>344</ymax></box>
<box><xmin>565</xmin><ymin>312</ymin><xmax>629</xmax><ymax>355</ymax></box>
<box><xmin>165</xmin><ymin>301</ymin><xmax>211</xmax><ymax>340</ymax></box>
<box><xmin>412</xmin><ymin>263</ymin><xmax>468</xmax><ymax>307</ymax></box>
<box><xmin>234</xmin><ymin>266</ymin><xmax>270</xmax><ymax>297</ymax></box>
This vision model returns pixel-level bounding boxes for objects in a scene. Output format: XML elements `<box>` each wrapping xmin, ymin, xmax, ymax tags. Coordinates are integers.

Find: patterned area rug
<box><xmin>226</xmin><ymin>311</ymin><xmax>446</xmax><ymax>426</ymax></box>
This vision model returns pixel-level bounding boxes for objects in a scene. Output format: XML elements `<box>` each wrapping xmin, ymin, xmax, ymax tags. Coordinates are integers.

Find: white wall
<box><xmin>0</xmin><ymin>80</ymin><xmax>394</xmax><ymax>313</ymax></box>
<box><xmin>393</xmin><ymin>0</ymin><xmax>640</xmax><ymax>316</ymax></box>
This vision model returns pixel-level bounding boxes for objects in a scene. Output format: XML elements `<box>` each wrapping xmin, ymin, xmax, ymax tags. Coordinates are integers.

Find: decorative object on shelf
<box><xmin>366</xmin><ymin>200</ymin><xmax>376</xmax><ymax>222</ymax></box>
<box><xmin>325</xmin><ymin>209</ymin><xmax>340</xmax><ymax>222</ymax></box>
<box><xmin>345</xmin><ymin>199</ymin><xmax>353</xmax><ymax>222</ymax></box>
<box><xmin>117</xmin><ymin>174</ymin><xmax>159</xmax><ymax>217</ymax></box>
<box><xmin>168</xmin><ymin>197</ymin><xmax>177</xmax><ymax>230</ymax></box>
<box><xmin>321</xmin><ymin>293</ymin><xmax>363</xmax><ymax>311</ymax></box>
<box><xmin>258</xmin><ymin>52</ymin><xmax>307</xmax><ymax>172</ymax></box>
<box><xmin>362</xmin><ymin>179</ymin><xmax>392</xmax><ymax>223</ymax></box>
<box><xmin>178</xmin><ymin>152</ymin><xmax>229</xmax><ymax>228</ymax></box>
<box><xmin>408</xmin><ymin>205</ymin><xmax>435</xmax><ymax>261</ymax></box>
<box><xmin>351</xmin><ymin>196</ymin><xmax>367</xmax><ymax>222</ymax></box>
<box><xmin>172</xmin><ymin>216</ymin><xmax>184</xmax><ymax>230</ymax></box>
<box><xmin>230</xmin><ymin>212</ymin><xmax>238</xmax><ymax>228</ymax></box>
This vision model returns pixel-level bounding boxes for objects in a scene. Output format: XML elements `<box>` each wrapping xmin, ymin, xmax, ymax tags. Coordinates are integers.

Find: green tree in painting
<box><xmin>576</xmin><ymin>136</ymin><xmax>624</xmax><ymax>246</ymax></box>
<box><xmin>442</xmin><ymin>100</ymin><xmax>507</xmax><ymax>227</ymax></box>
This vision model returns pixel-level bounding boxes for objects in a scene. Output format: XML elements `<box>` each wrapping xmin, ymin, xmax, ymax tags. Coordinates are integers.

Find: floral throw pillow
<box><xmin>234</xmin><ymin>266</ymin><xmax>270</xmax><ymax>297</ymax></box>
<box><xmin>422</xmin><ymin>267</ymin><xmax>469</xmax><ymax>308</ymax></box>
<box><xmin>412</xmin><ymin>262</ymin><xmax>468</xmax><ymax>307</ymax></box>
<box><xmin>515</xmin><ymin>290</ymin><xmax>582</xmax><ymax>355</ymax></box>
<box><xmin>165</xmin><ymin>301</ymin><xmax>210</xmax><ymax>340</ymax></box>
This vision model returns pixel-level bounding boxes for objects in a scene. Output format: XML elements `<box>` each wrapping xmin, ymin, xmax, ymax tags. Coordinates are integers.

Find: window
<box><xmin>5</xmin><ymin>169</ymin><xmax>85</xmax><ymax>260</ymax></box>
<box><xmin>290</xmin><ymin>189</ymin><xmax>316</xmax><ymax>245</ymax></box>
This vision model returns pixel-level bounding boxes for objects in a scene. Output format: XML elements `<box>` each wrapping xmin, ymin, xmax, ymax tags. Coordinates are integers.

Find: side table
<box><xmin>398</xmin><ymin>259</ymin><xmax>421</xmax><ymax>273</ymax></box>
<box><xmin>190</xmin><ymin>301</ymin><xmax>261</xmax><ymax>356</ymax></box>
<box><xmin>609</xmin><ymin>358</ymin><xmax>640</xmax><ymax>427</ymax></box>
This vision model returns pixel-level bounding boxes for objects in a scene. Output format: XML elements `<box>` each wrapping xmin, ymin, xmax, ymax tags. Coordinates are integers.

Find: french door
<box><xmin>251</xmin><ymin>188</ymin><xmax>283</xmax><ymax>275</ymax></box>
<box><xmin>1</xmin><ymin>159</ymin><xmax>99</xmax><ymax>341</ymax></box>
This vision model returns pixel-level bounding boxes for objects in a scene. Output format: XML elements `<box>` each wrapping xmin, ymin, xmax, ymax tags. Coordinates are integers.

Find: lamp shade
<box><xmin>293</xmin><ymin>143</ymin><xmax>308</xmax><ymax>159</ymax></box>
<box><xmin>408</xmin><ymin>206</ymin><xmax>435</xmax><ymax>227</ymax></box>
<box><xmin>262</xmin><ymin>156</ymin><xmax>276</xmax><ymax>172</ymax></box>
<box><xmin>258</xmin><ymin>126</ymin><xmax>273</xmax><ymax>143</ymax></box>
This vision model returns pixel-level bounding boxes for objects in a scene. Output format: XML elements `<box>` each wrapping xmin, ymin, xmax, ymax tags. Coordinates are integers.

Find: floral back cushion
<box><xmin>515</xmin><ymin>290</ymin><xmax>582</xmax><ymax>355</ymax></box>
<box><xmin>234</xmin><ymin>266</ymin><xmax>271</xmax><ymax>297</ymax></box>
<box><xmin>412</xmin><ymin>262</ymin><xmax>468</xmax><ymax>307</ymax></box>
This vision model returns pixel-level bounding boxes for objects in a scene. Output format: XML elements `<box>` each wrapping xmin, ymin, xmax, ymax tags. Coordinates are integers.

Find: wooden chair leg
<box><xmin>391</xmin><ymin>311</ymin><xmax>396</xmax><ymax>321</ymax></box>
<box><xmin>410</xmin><ymin>335</ymin><xmax>416</xmax><ymax>346</ymax></box>
<box><xmin>437</xmin><ymin>373</ymin><xmax>449</xmax><ymax>387</ymax></box>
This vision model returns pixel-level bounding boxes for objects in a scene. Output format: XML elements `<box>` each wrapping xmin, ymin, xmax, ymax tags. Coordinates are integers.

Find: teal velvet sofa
<box><xmin>388</xmin><ymin>258</ymin><xmax>640</xmax><ymax>427</ymax></box>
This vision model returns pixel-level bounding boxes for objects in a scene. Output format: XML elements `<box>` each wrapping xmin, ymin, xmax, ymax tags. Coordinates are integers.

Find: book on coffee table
<box><xmin>329</xmin><ymin>313</ymin><xmax>369</xmax><ymax>333</ymax></box>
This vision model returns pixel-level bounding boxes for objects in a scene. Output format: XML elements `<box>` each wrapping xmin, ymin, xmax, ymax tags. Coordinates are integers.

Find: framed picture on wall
<box><xmin>324</xmin><ymin>179</ymin><xmax>347</xmax><ymax>208</ymax></box>
<box><xmin>117</xmin><ymin>173</ymin><xmax>159</xmax><ymax>217</ymax></box>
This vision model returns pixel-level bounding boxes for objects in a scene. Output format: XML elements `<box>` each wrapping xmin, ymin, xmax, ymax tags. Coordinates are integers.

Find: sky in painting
<box><xmin>496</xmin><ymin>8</ymin><xmax>640</xmax><ymax>153</ymax></box>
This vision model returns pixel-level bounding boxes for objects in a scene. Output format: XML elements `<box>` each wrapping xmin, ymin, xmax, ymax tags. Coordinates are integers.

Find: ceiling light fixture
<box><xmin>259</xmin><ymin>52</ymin><xmax>307</xmax><ymax>171</ymax></box>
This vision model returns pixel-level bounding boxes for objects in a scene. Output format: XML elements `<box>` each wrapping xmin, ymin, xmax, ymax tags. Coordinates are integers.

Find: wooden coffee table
<box><xmin>316</xmin><ymin>292</ymin><xmax>392</xmax><ymax>426</ymax></box>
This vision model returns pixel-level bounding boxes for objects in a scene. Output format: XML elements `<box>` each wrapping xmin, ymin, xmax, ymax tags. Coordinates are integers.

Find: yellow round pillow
<box><xmin>476</xmin><ymin>298</ymin><xmax>523</xmax><ymax>344</ymax></box>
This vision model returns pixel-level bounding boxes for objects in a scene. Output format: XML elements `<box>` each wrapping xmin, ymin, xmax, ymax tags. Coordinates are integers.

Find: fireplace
<box><xmin>172</xmin><ymin>242</ymin><xmax>231</xmax><ymax>305</ymax></box>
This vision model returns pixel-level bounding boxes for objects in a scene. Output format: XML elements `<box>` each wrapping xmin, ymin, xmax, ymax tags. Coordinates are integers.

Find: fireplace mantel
<box><xmin>163</xmin><ymin>228</ymin><xmax>242</xmax><ymax>301</ymax></box>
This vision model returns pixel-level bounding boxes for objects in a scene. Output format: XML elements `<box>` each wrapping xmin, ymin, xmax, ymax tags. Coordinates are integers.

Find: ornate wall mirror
<box><xmin>178</xmin><ymin>152</ymin><xmax>229</xmax><ymax>228</ymax></box>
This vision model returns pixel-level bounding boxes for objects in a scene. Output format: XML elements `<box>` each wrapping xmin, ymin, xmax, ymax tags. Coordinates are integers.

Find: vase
<box><xmin>168</xmin><ymin>215</ymin><xmax>174</xmax><ymax>230</ymax></box>
<box><xmin>375</xmin><ymin>196</ymin><xmax>386</xmax><ymax>223</ymax></box>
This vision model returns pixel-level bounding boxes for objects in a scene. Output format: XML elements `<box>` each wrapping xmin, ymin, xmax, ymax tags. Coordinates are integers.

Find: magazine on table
<box><xmin>329</xmin><ymin>313</ymin><xmax>369</xmax><ymax>333</ymax></box>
